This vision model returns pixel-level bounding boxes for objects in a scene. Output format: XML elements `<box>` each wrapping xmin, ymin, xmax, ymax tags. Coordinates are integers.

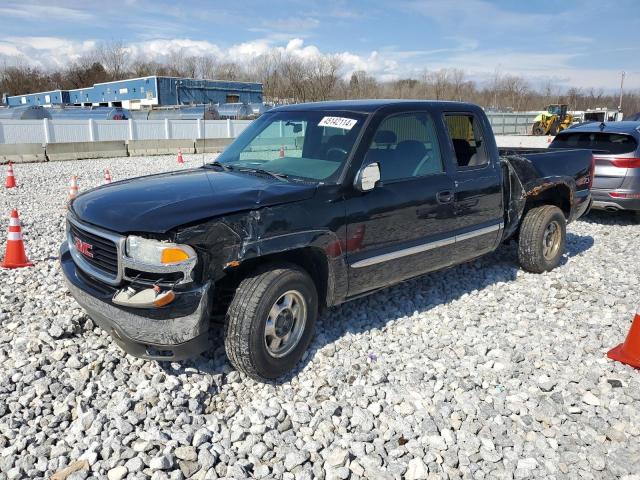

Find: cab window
<box><xmin>365</xmin><ymin>112</ymin><xmax>444</xmax><ymax>182</ymax></box>
<box><xmin>444</xmin><ymin>114</ymin><xmax>489</xmax><ymax>168</ymax></box>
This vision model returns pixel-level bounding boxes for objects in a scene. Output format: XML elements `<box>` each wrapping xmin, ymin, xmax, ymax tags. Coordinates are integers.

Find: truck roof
<box><xmin>269</xmin><ymin>99</ymin><xmax>475</xmax><ymax>114</ymax></box>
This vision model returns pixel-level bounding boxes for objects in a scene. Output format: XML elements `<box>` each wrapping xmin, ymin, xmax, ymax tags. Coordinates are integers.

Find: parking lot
<box><xmin>1</xmin><ymin>155</ymin><xmax>640</xmax><ymax>479</ymax></box>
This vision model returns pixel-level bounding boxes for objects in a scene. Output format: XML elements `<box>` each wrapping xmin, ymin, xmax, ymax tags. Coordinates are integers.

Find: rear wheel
<box><xmin>224</xmin><ymin>264</ymin><xmax>317</xmax><ymax>381</ymax></box>
<box><xmin>518</xmin><ymin>205</ymin><xmax>566</xmax><ymax>273</ymax></box>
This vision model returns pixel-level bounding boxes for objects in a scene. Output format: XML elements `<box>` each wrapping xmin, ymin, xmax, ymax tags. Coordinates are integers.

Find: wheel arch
<box><xmin>523</xmin><ymin>179</ymin><xmax>574</xmax><ymax>219</ymax></box>
<box><xmin>215</xmin><ymin>229</ymin><xmax>348</xmax><ymax>314</ymax></box>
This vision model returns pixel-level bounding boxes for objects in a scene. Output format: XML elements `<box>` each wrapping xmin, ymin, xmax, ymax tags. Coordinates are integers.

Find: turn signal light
<box><xmin>153</xmin><ymin>290</ymin><xmax>176</xmax><ymax>307</ymax></box>
<box><xmin>610</xmin><ymin>157</ymin><xmax>640</xmax><ymax>168</ymax></box>
<box><xmin>161</xmin><ymin>248</ymin><xmax>191</xmax><ymax>264</ymax></box>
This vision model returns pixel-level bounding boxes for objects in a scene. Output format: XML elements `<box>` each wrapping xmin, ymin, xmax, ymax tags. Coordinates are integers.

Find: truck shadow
<box><xmin>559</xmin><ymin>232</ymin><xmax>594</xmax><ymax>264</ymax></box>
<box><xmin>296</xmin><ymin>231</ymin><xmax>594</xmax><ymax>380</ymax></box>
<box><xmin>164</xmin><ymin>232</ymin><xmax>594</xmax><ymax>387</ymax></box>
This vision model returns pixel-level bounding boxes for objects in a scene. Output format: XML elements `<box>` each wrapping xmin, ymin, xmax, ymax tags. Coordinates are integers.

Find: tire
<box><xmin>518</xmin><ymin>205</ymin><xmax>566</xmax><ymax>273</ymax></box>
<box><xmin>532</xmin><ymin>122</ymin><xmax>545</xmax><ymax>136</ymax></box>
<box><xmin>549</xmin><ymin>120</ymin><xmax>560</xmax><ymax>136</ymax></box>
<box><xmin>224</xmin><ymin>264</ymin><xmax>318</xmax><ymax>381</ymax></box>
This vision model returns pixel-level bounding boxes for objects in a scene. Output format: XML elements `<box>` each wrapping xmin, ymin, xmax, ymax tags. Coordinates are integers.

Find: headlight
<box><xmin>126</xmin><ymin>236</ymin><xmax>196</xmax><ymax>265</ymax></box>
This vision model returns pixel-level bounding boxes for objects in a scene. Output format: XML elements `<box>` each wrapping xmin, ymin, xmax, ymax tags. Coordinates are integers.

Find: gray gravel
<box><xmin>1</xmin><ymin>154</ymin><xmax>640</xmax><ymax>479</ymax></box>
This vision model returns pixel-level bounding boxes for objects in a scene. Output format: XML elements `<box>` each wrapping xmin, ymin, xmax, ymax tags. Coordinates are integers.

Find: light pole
<box><xmin>618</xmin><ymin>71</ymin><xmax>626</xmax><ymax>112</ymax></box>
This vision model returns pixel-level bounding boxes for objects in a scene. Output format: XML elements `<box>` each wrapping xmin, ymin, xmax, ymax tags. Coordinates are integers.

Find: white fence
<box><xmin>0</xmin><ymin>113</ymin><xmax>539</xmax><ymax>145</ymax></box>
<box><xmin>486</xmin><ymin>113</ymin><xmax>538</xmax><ymax>135</ymax></box>
<box><xmin>0</xmin><ymin>119</ymin><xmax>253</xmax><ymax>144</ymax></box>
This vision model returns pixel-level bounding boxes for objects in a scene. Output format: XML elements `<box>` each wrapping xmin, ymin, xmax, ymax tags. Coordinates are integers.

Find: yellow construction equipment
<box><xmin>532</xmin><ymin>104</ymin><xmax>573</xmax><ymax>136</ymax></box>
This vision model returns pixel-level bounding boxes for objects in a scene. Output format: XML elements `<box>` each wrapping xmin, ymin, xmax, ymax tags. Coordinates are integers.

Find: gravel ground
<box><xmin>1</xmin><ymin>155</ymin><xmax>640</xmax><ymax>480</ymax></box>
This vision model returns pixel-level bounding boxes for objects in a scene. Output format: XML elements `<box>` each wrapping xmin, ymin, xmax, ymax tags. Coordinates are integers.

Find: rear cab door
<box><xmin>440</xmin><ymin>108</ymin><xmax>504</xmax><ymax>260</ymax></box>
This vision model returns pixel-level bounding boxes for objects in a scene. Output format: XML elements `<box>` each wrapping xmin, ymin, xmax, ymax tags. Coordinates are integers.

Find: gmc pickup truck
<box><xmin>61</xmin><ymin>100</ymin><xmax>593</xmax><ymax>381</ymax></box>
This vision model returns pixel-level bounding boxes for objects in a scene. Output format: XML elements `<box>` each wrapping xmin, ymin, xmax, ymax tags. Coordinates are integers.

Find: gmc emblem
<box><xmin>73</xmin><ymin>236</ymin><xmax>94</xmax><ymax>258</ymax></box>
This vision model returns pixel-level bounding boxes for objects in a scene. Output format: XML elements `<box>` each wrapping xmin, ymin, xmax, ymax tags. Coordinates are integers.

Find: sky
<box><xmin>0</xmin><ymin>0</ymin><xmax>638</xmax><ymax>92</ymax></box>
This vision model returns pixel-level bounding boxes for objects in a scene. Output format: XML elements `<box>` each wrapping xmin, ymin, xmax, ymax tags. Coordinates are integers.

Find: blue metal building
<box><xmin>6</xmin><ymin>76</ymin><xmax>263</xmax><ymax>110</ymax></box>
<box><xmin>7</xmin><ymin>90</ymin><xmax>69</xmax><ymax>107</ymax></box>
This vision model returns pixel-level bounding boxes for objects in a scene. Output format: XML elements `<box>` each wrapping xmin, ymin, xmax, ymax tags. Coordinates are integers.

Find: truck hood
<box><xmin>71</xmin><ymin>168</ymin><xmax>317</xmax><ymax>234</ymax></box>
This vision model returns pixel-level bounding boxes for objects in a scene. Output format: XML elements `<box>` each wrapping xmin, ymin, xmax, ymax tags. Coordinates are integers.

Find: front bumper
<box><xmin>591</xmin><ymin>189</ymin><xmax>640</xmax><ymax>212</ymax></box>
<box><xmin>60</xmin><ymin>241</ymin><xmax>211</xmax><ymax>361</ymax></box>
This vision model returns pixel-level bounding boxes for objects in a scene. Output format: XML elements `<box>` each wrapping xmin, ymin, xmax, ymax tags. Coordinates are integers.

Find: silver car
<box><xmin>550</xmin><ymin>121</ymin><xmax>640</xmax><ymax>217</ymax></box>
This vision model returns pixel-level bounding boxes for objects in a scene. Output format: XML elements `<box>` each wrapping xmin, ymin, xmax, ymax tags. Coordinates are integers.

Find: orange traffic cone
<box><xmin>68</xmin><ymin>175</ymin><xmax>79</xmax><ymax>200</ymax></box>
<box><xmin>104</xmin><ymin>169</ymin><xmax>112</xmax><ymax>184</ymax></box>
<box><xmin>1</xmin><ymin>209</ymin><xmax>33</xmax><ymax>268</ymax></box>
<box><xmin>279</xmin><ymin>146</ymin><xmax>285</xmax><ymax>158</ymax></box>
<box><xmin>177</xmin><ymin>149</ymin><xmax>184</xmax><ymax>164</ymax></box>
<box><xmin>5</xmin><ymin>162</ymin><xmax>17</xmax><ymax>189</ymax></box>
<box><xmin>608</xmin><ymin>309</ymin><xmax>640</xmax><ymax>368</ymax></box>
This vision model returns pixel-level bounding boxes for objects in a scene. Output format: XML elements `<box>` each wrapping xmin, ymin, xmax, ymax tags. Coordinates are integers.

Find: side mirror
<box><xmin>354</xmin><ymin>162</ymin><xmax>381</xmax><ymax>192</ymax></box>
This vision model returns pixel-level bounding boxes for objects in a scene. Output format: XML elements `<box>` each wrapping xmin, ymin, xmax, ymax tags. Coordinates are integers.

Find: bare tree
<box><xmin>3</xmin><ymin>37</ymin><xmax>640</xmax><ymax>114</ymax></box>
<box><xmin>348</xmin><ymin>70</ymin><xmax>380</xmax><ymax>98</ymax></box>
<box><xmin>95</xmin><ymin>40</ymin><xmax>130</xmax><ymax>80</ymax></box>
<box><xmin>248</xmin><ymin>52</ymin><xmax>283</xmax><ymax>100</ymax></box>
<box><xmin>195</xmin><ymin>55</ymin><xmax>217</xmax><ymax>79</ymax></box>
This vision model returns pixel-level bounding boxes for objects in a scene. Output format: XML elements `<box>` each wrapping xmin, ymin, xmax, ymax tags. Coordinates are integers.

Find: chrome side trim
<box><xmin>351</xmin><ymin>236</ymin><xmax>456</xmax><ymax>268</ymax></box>
<box><xmin>67</xmin><ymin>215</ymin><xmax>126</xmax><ymax>286</ymax></box>
<box><xmin>351</xmin><ymin>221</ymin><xmax>503</xmax><ymax>269</ymax></box>
<box><xmin>455</xmin><ymin>222</ymin><xmax>503</xmax><ymax>242</ymax></box>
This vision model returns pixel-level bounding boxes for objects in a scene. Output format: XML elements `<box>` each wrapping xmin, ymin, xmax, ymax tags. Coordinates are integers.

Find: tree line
<box><xmin>1</xmin><ymin>41</ymin><xmax>638</xmax><ymax>114</ymax></box>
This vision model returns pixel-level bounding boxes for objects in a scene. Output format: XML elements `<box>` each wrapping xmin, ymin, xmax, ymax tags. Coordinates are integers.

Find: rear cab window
<box><xmin>443</xmin><ymin>114</ymin><xmax>489</xmax><ymax>168</ymax></box>
<box><xmin>550</xmin><ymin>132</ymin><xmax>638</xmax><ymax>155</ymax></box>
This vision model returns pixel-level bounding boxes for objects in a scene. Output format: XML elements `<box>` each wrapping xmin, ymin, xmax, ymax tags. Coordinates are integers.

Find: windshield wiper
<box><xmin>235</xmin><ymin>167</ymin><xmax>289</xmax><ymax>181</ymax></box>
<box><xmin>205</xmin><ymin>161</ymin><xmax>232</xmax><ymax>171</ymax></box>
<box><xmin>206</xmin><ymin>162</ymin><xmax>289</xmax><ymax>181</ymax></box>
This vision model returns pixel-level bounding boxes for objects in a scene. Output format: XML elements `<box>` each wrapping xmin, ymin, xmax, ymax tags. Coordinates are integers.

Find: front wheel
<box><xmin>224</xmin><ymin>264</ymin><xmax>317</xmax><ymax>381</ymax></box>
<box><xmin>518</xmin><ymin>205</ymin><xmax>566</xmax><ymax>273</ymax></box>
<box><xmin>532</xmin><ymin>122</ymin><xmax>545</xmax><ymax>136</ymax></box>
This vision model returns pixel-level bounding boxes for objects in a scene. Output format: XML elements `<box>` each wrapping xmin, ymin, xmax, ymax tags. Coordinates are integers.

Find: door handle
<box><xmin>436</xmin><ymin>190</ymin><xmax>454</xmax><ymax>204</ymax></box>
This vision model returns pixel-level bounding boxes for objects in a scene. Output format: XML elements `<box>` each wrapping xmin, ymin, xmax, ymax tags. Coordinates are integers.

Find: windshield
<box><xmin>215</xmin><ymin>110</ymin><xmax>367</xmax><ymax>182</ymax></box>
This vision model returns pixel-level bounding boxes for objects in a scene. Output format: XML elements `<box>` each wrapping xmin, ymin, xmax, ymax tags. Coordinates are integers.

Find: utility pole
<box><xmin>618</xmin><ymin>71</ymin><xmax>625</xmax><ymax>112</ymax></box>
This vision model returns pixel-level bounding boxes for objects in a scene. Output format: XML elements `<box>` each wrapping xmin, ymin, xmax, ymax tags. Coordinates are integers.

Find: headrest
<box><xmin>374</xmin><ymin>130</ymin><xmax>396</xmax><ymax>145</ymax></box>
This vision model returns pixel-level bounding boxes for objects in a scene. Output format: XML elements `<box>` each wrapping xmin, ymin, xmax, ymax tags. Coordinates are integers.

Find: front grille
<box><xmin>69</xmin><ymin>222</ymin><xmax>119</xmax><ymax>278</ymax></box>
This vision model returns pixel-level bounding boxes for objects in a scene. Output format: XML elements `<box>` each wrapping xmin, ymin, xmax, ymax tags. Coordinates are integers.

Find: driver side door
<box><xmin>344</xmin><ymin>111</ymin><xmax>458</xmax><ymax>296</ymax></box>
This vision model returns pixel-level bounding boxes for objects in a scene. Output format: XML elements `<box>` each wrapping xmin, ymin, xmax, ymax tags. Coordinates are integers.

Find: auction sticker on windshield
<box><xmin>318</xmin><ymin>116</ymin><xmax>358</xmax><ymax>130</ymax></box>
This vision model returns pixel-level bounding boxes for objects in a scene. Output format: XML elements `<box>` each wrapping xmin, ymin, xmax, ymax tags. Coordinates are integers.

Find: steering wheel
<box><xmin>326</xmin><ymin>147</ymin><xmax>348</xmax><ymax>162</ymax></box>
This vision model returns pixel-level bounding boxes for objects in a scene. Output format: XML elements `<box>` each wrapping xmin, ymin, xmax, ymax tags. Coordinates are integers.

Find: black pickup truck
<box><xmin>61</xmin><ymin>100</ymin><xmax>593</xmax><ymax>381</ymax></box>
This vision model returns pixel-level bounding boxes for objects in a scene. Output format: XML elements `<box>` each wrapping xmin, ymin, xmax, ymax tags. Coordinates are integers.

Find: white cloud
<box><xmin>402</xmin><ymin>0</ymin><xmax>557</xmax><ymax>31</ymax></box>
<box><xmin>0</xmin><ymin>4</ymin><xmax>94</xmax><ymax>21</ymax></box>
<box><xmin>127</xmin><ymin>38</ymin><xmax>223</xmax><ymax>60</ymax></box>
<box><xmin>0</xmin><ymin>37</ymin><xmax>96</xmax><ymax>67</ymax></box>
<box><xmin>425</xmin><ymin>49</ymin><xmax>636</xmax><ymax>91</ymax></box>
